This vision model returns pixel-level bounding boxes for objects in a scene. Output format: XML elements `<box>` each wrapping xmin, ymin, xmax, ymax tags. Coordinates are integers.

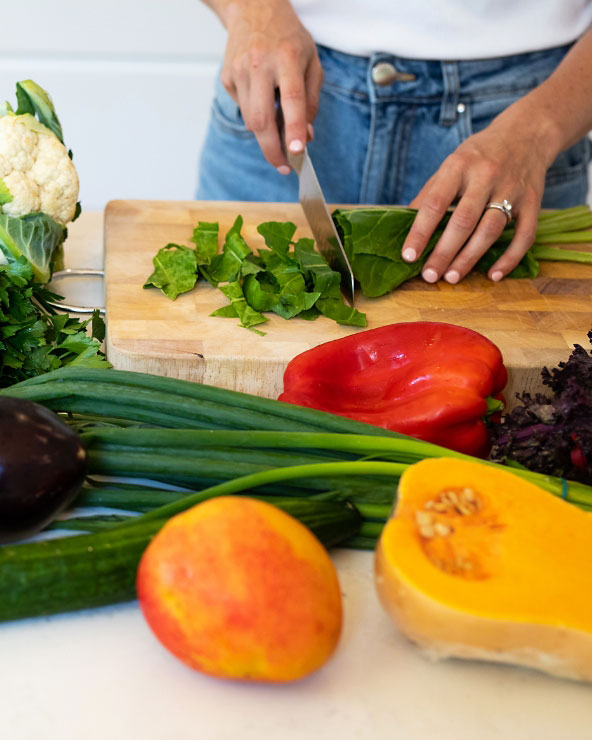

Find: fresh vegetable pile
<box><xmin>144</xmin><ymin>216</ymin><xmax>366</xmax><ymax>331</ymax></box>
<box><xmin>2</xmin><ymin>365</ymin><xmax>592</xmax><ymax>624</ymax></box>
<box><xmin>489</xmin><ymin>332</ymin><xmax>592</xmax><ymax>484</ymax></box>
<box><xmin>0</xmin><ymin>80</ymin><xmax>108</xmax><ymax>387</ymax></box>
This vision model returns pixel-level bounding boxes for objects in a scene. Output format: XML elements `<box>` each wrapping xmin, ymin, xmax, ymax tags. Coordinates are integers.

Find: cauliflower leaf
<box><xmin>0</xmin><ymin>212</ymin><xmax>66</xmax><ymax>283</ymax></box>
<box><xmin>15</xmin><ymin>79</ymin><xmax>64</xmax><ymax>144</ymax></box>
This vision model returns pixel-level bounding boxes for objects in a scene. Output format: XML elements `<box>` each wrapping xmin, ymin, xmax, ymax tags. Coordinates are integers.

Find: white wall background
<box><xmin>0</xmin><ymin>3</ymin><xmax>590</xmax><ymax>212</ymax></box>
<box><xmin>0</xmin><ymin>0</ymin><xmax>225</xmax><ymax>212</ymax></box>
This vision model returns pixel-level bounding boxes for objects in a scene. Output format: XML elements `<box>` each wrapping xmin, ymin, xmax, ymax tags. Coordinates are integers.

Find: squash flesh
<box><xmin>375</xmin><ymin>458</ymin><xmax>592</xmax><ymax>682</ymax></box>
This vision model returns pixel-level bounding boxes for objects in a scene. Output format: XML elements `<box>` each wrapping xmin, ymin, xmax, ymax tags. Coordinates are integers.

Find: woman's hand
<box><xmin>218</xmin><ymin>0</ymin><xmax>323</xmax><ymax>173</ymax></box>
<box><xmin>401</xmin><ymin>98</ymin><xmax>562</xmax><ymax>284</ymax></box>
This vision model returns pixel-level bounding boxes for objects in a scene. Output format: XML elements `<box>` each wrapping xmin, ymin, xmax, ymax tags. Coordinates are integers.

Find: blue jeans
<box><xmin>196</xmin><ymin>43</ymin><xmax>591</xmax><ymax>207</ymax></box>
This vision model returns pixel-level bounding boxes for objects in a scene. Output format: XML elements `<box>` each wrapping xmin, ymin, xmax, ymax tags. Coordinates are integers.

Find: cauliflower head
<box><xmin>0</xmin><ymin>113</ymin><xmax>79</xmax><ymax>225</ymax></box>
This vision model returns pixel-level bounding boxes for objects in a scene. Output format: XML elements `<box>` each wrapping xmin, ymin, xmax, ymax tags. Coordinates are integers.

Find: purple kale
<box><xmin>489</xmin><ymin>332</ymin><xmax>592</xmax><ymax>484</ymax></box>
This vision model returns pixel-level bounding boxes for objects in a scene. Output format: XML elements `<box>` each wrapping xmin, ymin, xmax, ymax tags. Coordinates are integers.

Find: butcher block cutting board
<box><xmin>104</xmin><ymin>199</ymin><xmax>592</xmax><ymax>403</ymax></box>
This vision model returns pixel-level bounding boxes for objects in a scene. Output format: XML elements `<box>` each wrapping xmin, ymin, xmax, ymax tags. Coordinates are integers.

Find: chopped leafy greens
<box><xmin>190</xmin><ymin>220</ymin><xmax>218</xmax><ymax>266</ymax></box>
<box><xmin>143</xmin><ymin>243</ymin><xmax>197</xmax><ymax>300</ymax></box>
<box><xmin>0</xmin><ymin>257</ymin><xmax>109</xmax><ymax>388</ymax></box>
<box><xmin>145</xmin><ymin>215</ymin><xmax>367</xmax><ymax>332</ymax></box>
<box><xmin>215</xmin><ymin>280</ymin><xmax>268</xmax><ymax>331</ymax></box>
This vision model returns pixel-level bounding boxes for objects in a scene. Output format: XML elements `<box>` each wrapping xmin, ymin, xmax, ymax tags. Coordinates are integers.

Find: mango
<box><xmin>136</xmin><ymin>496</ymin><xmax>343</xmax><ymax>682</ymax></box>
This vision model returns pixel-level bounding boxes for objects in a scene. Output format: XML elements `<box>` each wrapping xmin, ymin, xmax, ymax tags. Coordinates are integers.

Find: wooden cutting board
<box><xmin>104</xmin><ymin>199</ymin><xmax>592</xmax><ymax>404</ymax></box>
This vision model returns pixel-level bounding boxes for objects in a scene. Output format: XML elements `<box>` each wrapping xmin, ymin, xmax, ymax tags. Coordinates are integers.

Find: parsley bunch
<box><xmin>0</xmin><ymin>256</ymin><xmax>109</xmax><ymax>388</ymax></box>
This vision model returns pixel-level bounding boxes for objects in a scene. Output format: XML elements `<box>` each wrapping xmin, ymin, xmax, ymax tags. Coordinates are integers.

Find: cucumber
<box><xmin>0</xmin><ymin>497</ymin><xmax>361</xmax><ymax>622</ymax></box>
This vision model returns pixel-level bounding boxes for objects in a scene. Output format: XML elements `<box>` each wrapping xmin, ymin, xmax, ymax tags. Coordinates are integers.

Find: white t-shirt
<box><xmin>291</xmin><ymin>0</ymin><xmax>592</xmax><ymax>59</ymax></box>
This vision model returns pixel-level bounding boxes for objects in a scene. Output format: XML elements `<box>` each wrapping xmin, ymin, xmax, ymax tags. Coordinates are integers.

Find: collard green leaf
<box><xmin>273</xmin><ymin>289</ymin><xmax>321</xmax><ymax>320</ymax></box>
<box><xmin>315</xmin><ymin>297</ymin><xmax>366</xmax><ymax>327</ymax></box>
<box><xmin>191</xmin><ymin>221</ymin><xmax>219</xmax><ymax>266</ymax></box>
<box><xmin>476</xmin><ymin>244</ymin><xmax>540</xmax><ymax>279</ymax></box>
<box><xmin>201</xmin><ymin>226</ymin><xmax>253</xmax><ymax>285</ymax></box>
<box><xmin>257</xmin><ymin>221</ymin><xmax>297</xmax><ymax>257</ymax></box>
<box><xmin>217</xmin><ymin>280</ymin><xmax>268</xmax><ymax>329</ymax></box>
<box><xmin>0</xmin><ymin>212</ymin><xmax>66</xmax><ymax>283</ymax></box>
<box><xmin>292</xmin><ymin>234</ymin><xmax>366</xmax><ymax>325</ymax></box>
<box><xmin>294</xmin><ymin>238</ymin><xmax>339</xmax><ymax>295</ymax></box>
<box><xmin>333</xmin><ymin>206</ymin><xmax>547</xmax><ymax>294</ymax></box>
<box><xmin>243</xmin><ymin>273</ymin><xmax>279</xmax><ymax>312</ymax></box>
<box><xmin>143</xmin><ymin>243</ymin><xmax>197</xmax><ymax>300</ymax></box>
<box><xmin>335</xmin><ymin>208</ymin><xmax>418</xmax><ymax>260</ymax></box>
<box><xmin>240</xmin><ymin>254</ymin><xmax>265</xmax><ymax>276</ymax></box>
<box><xmin>210</xmin><ymin>304</ymin><xmax>238</xmax><ymax>318</ymax></box>
<box><xmin>351</xmin><ymin>253</ymin><xmax>423</xmax><ymax>297</ymax></box>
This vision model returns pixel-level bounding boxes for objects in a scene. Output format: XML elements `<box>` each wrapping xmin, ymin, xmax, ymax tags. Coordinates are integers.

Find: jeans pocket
<box><xmin>211</xmin><ymin>76</ymin><xmax>253</xmax><ymax>139</ymax></box>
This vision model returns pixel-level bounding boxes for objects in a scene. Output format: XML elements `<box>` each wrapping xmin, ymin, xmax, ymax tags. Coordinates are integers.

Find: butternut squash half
<box><xmin>375</xmin><ymin>457</ymin><xmax>592</xmax><ymax>682</ymax></box>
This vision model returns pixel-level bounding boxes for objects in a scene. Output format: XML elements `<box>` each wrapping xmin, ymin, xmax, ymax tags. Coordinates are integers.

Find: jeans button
<box><xmin>372</xmin><ymin>61</ymin><xmax>416</xmax><ymax>85</ymax></box>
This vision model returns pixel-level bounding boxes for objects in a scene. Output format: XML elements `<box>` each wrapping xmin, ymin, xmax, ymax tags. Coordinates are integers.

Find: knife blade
<box><xmin>275</xmin><ymin>102</ymin><xmax>355</xmax><ymax>306</ymax></box>
<box><xmin>286</xmin><ymin>148</ymin><xmax>355</xmax><ymax>306</ymax></box>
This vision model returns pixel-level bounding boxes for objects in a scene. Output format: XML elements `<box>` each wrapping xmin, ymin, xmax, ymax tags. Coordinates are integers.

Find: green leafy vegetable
<box><xmin>215</xmin><ymin>280</ymin><xmax>268</xmax><ymax>331</ymax></box>
<box><xmin>190</xmin><ymin>220</ymin><xmax>219</xmax><ymax>266</ymax></box>
<box><xmin>0</xmin><ymin>257</ymin><xmax>109</xmax><ymax>387</ymax></box>
<box><xmin>257</xmin><ymin>220</ymin><xmax>298</xmax><ymax>256</ymax></box>
<box><xmin>333</xmin><ymin>205</ymin><xmax>592</xmax><ymax>297</ymax></box>
<box><xmin>0</xmin><ymin>212</ymin><xmax>67</xmax><ymax>283</ymax></box>
<box><xmin>14</xmin><ymin>79</ymin><xmax>65</xmax><ymax>144</ymax></box>
<box><xmin>146</xmin><ymin>214</ymin><xmax>367</xmax><ymax>331</ymax></box>
<box><xmin>143</xmin><ymin>243</ymin><xmax>197</xmax><ymax>300</ymax></box>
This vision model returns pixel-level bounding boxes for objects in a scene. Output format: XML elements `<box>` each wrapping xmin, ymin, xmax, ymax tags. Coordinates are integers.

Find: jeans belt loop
<box><xmin>440</xmin><ymin>61</ymin><xmax>460</xmax><ymax>126</ymax></box>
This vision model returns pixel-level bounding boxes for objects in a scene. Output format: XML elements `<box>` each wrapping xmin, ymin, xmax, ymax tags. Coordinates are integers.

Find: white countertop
<box><xmin>2</xmin><ymin>213</ymin><xmax>591</xmax><ymax>740</ymax></box>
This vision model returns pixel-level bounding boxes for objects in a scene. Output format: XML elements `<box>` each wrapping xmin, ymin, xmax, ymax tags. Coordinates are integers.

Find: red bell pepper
<box><xmin>278</xmin><ymin>322</ymin><xmax>507</xmax><ymax>457</ymax></box>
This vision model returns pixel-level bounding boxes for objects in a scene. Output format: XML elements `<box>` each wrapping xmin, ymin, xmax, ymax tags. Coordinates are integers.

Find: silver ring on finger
<box><xmin>484</xmin><ymin>198</ymin><xmax>513</xmax><ymax>225</ymax></box>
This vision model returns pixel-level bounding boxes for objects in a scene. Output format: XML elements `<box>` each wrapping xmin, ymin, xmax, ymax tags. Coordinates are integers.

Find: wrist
<box><xmin>222</xmin><ymin>0</ymin><xmax>289</xmax><ymax>30</ymax></box>
<box><xmin>494</xmin><ymin>90</ymin><xmax>566</xmax><ymax>169</ymax></box>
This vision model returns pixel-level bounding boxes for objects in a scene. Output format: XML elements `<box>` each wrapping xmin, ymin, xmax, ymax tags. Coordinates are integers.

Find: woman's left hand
<box><xmin>400</xmin><ymin>99</ymin><xmax>558</xmax><ymax>284</ymax></box>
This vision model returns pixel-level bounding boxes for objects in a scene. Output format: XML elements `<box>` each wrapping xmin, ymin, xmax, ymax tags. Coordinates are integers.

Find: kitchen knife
<box><xmin>276</xmin><ymin>104</ymin><xmax>355</xmax><ymax>306</ymax></box>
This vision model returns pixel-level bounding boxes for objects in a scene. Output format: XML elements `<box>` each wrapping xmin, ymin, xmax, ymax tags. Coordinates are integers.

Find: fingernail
<box><xmin>491</xmin><ymin>270</ymin><xmax>503</xmax><ymax>282</ymax></box>
<box><xmin>444</xmin><ymin>270</ymin><xmax>460</xmax><ymax>284</ymax></box>
<box><xmin>402</xmin><ymin>248</ymin><xmax>416</xmax><ymax>262</ymax></box>
<box><xmin>307</xmin><ymin>123</ymin><xmax>314</xmax><ymax>141</ymax></box>
<box><xmin>277</xmin><ymin>165</ymin><xmax>291</xmax><ymax>175</ymax></box>
<box><xmin>288</xmin><ymin>139</ymin><xmax>304</xmax><ymax>153</ymax></box>
<box><xmin>422</xmin><ymin>268</ymin><xmax>439</xmax><ymax>283</ymax></box>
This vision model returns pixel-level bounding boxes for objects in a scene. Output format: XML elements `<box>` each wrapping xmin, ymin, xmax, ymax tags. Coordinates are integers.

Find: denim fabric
<box><xmin>196</xmin><ymin>43</ymin><xmax>591</xmax><ymax>207</ymax></box>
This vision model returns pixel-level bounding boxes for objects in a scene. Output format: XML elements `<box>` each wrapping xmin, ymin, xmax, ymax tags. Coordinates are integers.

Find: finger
<box><xmin>304</xmin><ymin>56</ymin><xmax>324</xmax><ymax>126</ymax></box>
<box><xmin>487</xmin><ymin>203</ymin><xmax>539</xmax><ymax>281</ymax></box>
<box><xmin>420</xmin><ymin>187</ymin><xmax>490</xmax><ymax>282</ymax></box>
<box><xmin>278</xmin><ymin>65</ymin><xmax>308</xmax><ymax>156</ymax></box>
<box><xmin>442</xmin><ymin>207</ymin><xmax>510</xmax><ymax>283</ymax></box>
<box><xmin>401</xmin><ymin>166</ymin><xmax>462</xmax><ymax>265</ymax></box>
<box><xmin>242</xmin><ymin>71</ymin><xmax>288</xmax><ymax>170</ymax></box>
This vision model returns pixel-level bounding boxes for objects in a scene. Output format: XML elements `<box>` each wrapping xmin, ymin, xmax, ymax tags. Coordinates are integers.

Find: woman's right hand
<box><xmin>218</xmin><ymin>0</ymin><xmax>323</xmax><ymax>173</ymax></box>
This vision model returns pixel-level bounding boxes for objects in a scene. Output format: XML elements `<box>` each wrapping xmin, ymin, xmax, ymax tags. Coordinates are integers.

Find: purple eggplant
<box><xmin>0</xmin><ymin>397</ymin><xmax>87</xmax><ymax>543</ymax></box>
